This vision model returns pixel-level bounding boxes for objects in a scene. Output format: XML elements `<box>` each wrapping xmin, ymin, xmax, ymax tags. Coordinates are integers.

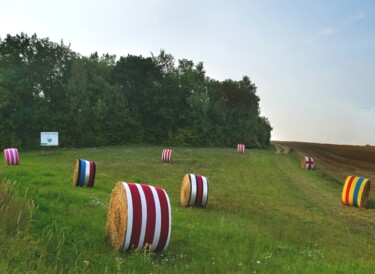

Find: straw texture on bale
<box><xmin>237</xmin><ymin>144</ymin><xmax>245</xmax><ymax>154</ymax></box>
<box><xmin>181</xmin><ymin>174</ymin><xmax>209</xmax><ymax>207</ymax></box>
<box><xmin>4</xmin><ymin>148</ymin><xmax>19</xmax><ymax>165</ymax></box>
<box><xmin>302</xmin><ymin>156</ymin><xmax>315</xmax><ymax>170</ymax></box>
<box><xmin>341</xmin><ymin>176</ymin><xmax>371</xmax><ymax>208</ymax></box>
<box><xmin>106</xmin><ymin>182</ymin><xmax>171</xmax><ymax>252</ymax></box>
<box><xmin>72</xmin><ymin>159</ymin><xmax>96</xmax><ymax>187</ymax></box>
<box><xmin>162</xmin><ymin>149</ymin><xmax>172</xmax><ymax>163</ymax></box>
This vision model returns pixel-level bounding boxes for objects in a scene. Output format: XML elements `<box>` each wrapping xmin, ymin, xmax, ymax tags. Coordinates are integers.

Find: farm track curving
<box><xmin>274</xmin><ymin>141</ymin><xmax>375</xmax><ymax>200</ymax></box>
<box><xmin>272</xmin><ymin>142</ymin><xmax>290</xmax><ymax>154</ymax></box>
<box><xmin>274</xmin><ymin>142</ymin><xmax>375</xmax><ymax>237</ymax></box>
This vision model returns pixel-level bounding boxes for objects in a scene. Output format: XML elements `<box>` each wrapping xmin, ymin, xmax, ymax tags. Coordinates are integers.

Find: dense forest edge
<box><xmin>0</xmin><ymin>33</ymin><xmax>272</xmax><ymax>149</ymax></box>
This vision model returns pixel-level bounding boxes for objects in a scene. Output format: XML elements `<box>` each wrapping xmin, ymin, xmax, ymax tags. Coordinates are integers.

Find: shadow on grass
<box><xmin>366</xmin><ymin>199</ymin><xmax>375</xmax><ymax>209</ymax></box>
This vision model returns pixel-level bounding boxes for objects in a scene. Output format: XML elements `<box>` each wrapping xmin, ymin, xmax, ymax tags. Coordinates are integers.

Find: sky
<box><xmin>1</xmin><ymin>0</ymin><xmax>375</xmax><ymax>145</ymax></box>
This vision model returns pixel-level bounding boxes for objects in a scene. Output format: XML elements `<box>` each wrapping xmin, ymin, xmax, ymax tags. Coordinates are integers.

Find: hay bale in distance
<box><xmin>302</xmin><ymin>156</ymin><xmax>315</xmax><ymax>170</ymax></box>
<box><xmin>162</xmin><ymin>149</ymin><xmax>172</xmax><ymax>163</ymax></box>
<box><xmin>106</xmin><ymin>182</ymin><xmax>171</xmax><ymax>252</ymax></box>
<box><xmin>181</xmin><ymin>174</ymin><xmax>209</xmax><ymax>207</ymax></box>
<box><xmin>237</xmin><ymin>144</ymin><xmax>245</xmax><ymax>154</ymax></box>
<box><xmin>72</xmin><ymin>159</ymin><xmax>96</xmax><ymax>187</ymax></box>
<box><xmin>341</xmin><ymin>176</ymin><xmax>371</xmax><ymax>208</ymax></box>
<box><xmin>4</xmin><ymin>148</ymin><xmax>19</xmax><ymax>165</ymax></box>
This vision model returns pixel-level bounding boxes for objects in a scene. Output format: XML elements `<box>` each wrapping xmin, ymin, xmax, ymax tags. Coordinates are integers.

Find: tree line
<box><xmin>0</xmin><ymin>33</ymin><xmax>272</xmax><ymax>149</ymax></box>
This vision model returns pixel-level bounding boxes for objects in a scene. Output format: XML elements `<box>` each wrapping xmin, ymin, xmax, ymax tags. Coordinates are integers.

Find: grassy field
<box><xmin>1</xmin><ymin>145</ymin><xmax>375</xmax><ymax>273</ymax></box>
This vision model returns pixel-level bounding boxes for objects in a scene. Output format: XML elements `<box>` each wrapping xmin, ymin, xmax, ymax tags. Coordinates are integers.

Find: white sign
<box><xmin>41</xmin><ymin>132</ymin><xmax>59</xmax><ymax>146</ymax></box>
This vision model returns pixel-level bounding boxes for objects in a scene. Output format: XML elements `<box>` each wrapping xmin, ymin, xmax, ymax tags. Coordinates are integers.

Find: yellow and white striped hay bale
<box><xmin>341</xmin><ymin>176</ymin><xmax>371</xmax><ymax>208</ymax></box>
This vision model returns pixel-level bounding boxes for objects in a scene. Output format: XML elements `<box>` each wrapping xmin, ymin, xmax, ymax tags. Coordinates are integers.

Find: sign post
<box><xmin>41</xmin><ymin>132</ymin><xmax>59</xmax><ymax>147</ymax></box>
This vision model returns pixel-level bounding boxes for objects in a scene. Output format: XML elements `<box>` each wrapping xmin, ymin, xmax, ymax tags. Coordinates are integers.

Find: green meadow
<box><xmin>1</xmin><ymin>146</ymin><xmax>375</xmax><ymax>273</ymax></box>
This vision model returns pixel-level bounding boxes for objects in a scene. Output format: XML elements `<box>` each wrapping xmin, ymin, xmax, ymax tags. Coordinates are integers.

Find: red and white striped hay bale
<box><xmin>237</xmin><ymin>144</ymin><xmax>245</xmax><ymax>154</ymax></box>
<box><xmin>106</xmin><ymin>182</ymin><xmax>171</xmax><ymax>252</ymax></box>
<box><xmin>162</xmin><ymin>149</ymin><xmax>172</xmax><ymax>163</ymax></box>
<box><xmin>302</xmin><ymin>156</ymin><xmax>315</xmax><ymax>170</ymax></box>
<box><xmin>180</xmin><ymin>174</ymin><xmax>209</xmax><ymax>207</ymax></box>
<box><xmin>72</xmin><ymin>159</ymin><xmax>96</xmax><ymax>187</ymax></box>
<box><xmin>4</xmin><ymin>148</ymin><xmax>19</xmax><ymax>165</ymax></box>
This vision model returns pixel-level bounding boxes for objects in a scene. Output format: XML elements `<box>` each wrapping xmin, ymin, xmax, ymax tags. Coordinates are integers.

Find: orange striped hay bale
<box><xmin>341</xmin><ymin>176</ymin><xmax>371</xmax><ymax>208</ymax></box>
<box><xmin>302</xmin><ymin>156</ymin><xmax>315</xmax><ymax>170</ymax></box>
<box><xmin>72</xmin><ymin>159</ymin><xmax>96</xmax><ymax>187</ymax></box>
<box><xmin>106</xmin><ymin>182</ymin><xmax>171</xmax><ymax>252</ymax></box>
<box><xmin>237</xmin><ymin>144</ymin><xmax>245</xmax><ymax>154</ymax></box>
<box><xmin>162</xmin><ymin>149</ymin><xmax>172</xmax><ymax>163</ymax></box>
<box><xmin>181</xmin><ymin>174</ymin><xmax>209</xmax><ymax>207</ymax></box>
<box><xmin>4</xmin><ymin>148</ymin><xmax>19</xmax><ymax>165</ymax></box>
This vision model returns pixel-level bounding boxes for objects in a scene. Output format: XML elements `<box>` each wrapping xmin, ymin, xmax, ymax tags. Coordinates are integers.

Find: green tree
<box><xmin>0</xmin><ymin>33</ymin><xmax>272</xmax><ymax>149</ymax></box>
<box><xmin>0</xmin><ymin>33</ymin><xmax>74</xmax><ymax>148</ymax></box>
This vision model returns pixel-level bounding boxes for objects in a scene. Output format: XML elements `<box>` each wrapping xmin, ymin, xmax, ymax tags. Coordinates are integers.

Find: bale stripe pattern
<box><xmin>341</xmin><ymin>176</ymin><xmax>371</xmax><ymax>208</ymax></box>
<box><xmin>73</xmin><ymin>159</ymin><xmax>96</xmax><ymax>187</ymax></box>
<box><xmin>303</xmin><ymin>156</ymin><xmax>315</xmax><ymax>170</ymax></box>
<box><xmin>106</xmin><ymin>182</ymin><xmax>171</xmax><ymax>253</ymax></box>
<box><xmin>237</xmin><ymin>144</ymin><xmax>245</xmax><ymax>154</ymax></box>
<box><xmin>4</xmin><ymin>148</ymin><xmax>19</xmax><ymax>165</ymax></box>
<box><xmin>181</xmin><ymin>174</ymin><xmax>208</xmax><ymax>207</ymax></box>
<box><xmin>162</xmin><ymin>149</ymin><xmax>172</xmax><ymax>163</ymax></box>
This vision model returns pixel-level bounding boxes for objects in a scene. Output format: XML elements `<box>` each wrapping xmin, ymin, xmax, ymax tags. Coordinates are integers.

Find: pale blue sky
<box><xmin>1</xmin><ymin>0</ymin><xmax>374</xmax><ymax>145</ymax></box>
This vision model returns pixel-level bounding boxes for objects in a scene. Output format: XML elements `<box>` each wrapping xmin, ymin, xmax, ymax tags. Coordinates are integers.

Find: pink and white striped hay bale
<box><xmin>106</xmin><ymin>182</ymin><xmax>171</xmax><ymax>252</ymax></box>
<box><xmin>4</xmin><ymin>148</ymin><xmax>19</xmax><ymax>165</ymax></box>
<box><xmin>237</xmin><ymin>144</ymin><xmax>245</xmax><ymax>154</ymax></box>
<box><xmin>162</xmin><ymin>149</ymin><xmax>172</xmax><ymax>163</ymax></box>
<box><xmin>180</xmin><ymin>174</ymin><xmax>209</xmax><ymax>207</ymax></box>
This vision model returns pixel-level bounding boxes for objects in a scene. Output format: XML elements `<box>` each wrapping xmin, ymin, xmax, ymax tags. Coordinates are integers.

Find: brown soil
<box><xmin>274</xmin><ymin>141</ymin><xmax>375</xmax><ymax>199</ymax></box>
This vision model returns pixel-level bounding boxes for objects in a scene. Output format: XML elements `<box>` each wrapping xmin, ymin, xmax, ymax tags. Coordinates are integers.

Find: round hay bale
<box><xmin>106</xmin><ymin>182</ymin><xmax>171</xmax><ymax>252</ymax></box>
<box><xmin>302</xmin><ymin>156</ymin><xmax>315</xmax><ymax>170</ymax></box>
<box><xmin>341</xmin><ymin>176</ymin><xmax>371</xmax><ymax>208</ymax></box>
<box><xmin>4</xmin><ymin>148</ymin><xmax>19</xmax><ymax>165</ymax></box>
<box><xmin>72</xmin><ymin>159</ymin><xmax>96</xmax><ymax>187</ymax></box>
<box><xmin>237</xmin><ymin>144</ymin><xmax>245</xmax><ymax>154</ymax></box>
<box><xmin>180</xmin><ymin>174</ymin><xmax>209</xmax><ymax>207</ymax></box>
<box><xmin>162</xmin><ymin>149</ymin><xmax>172</xmax><ymax>163</ymax></box>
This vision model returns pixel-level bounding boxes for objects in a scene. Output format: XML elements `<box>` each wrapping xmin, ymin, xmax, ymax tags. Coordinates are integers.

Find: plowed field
<box><xmin>274</xmin><ymin>141</ymin><xmax>375</xmax><ymax>199</ymax></box>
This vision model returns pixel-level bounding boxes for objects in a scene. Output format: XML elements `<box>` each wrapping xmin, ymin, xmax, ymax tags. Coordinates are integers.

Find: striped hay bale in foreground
<box><xmin>341</xmin><ymin>176</ymin><xmax>371</xmax><ymax>208</ymax></box>
<box><xmin>162</xmin><ymin>149</ymin><xmax>172</xmax><ymax>163</ymax></box>
<box><xmin>106</xmin><ymin>182</ymin><xmax>171</xmax><ymax>252</ymax></box>
<box><xmin>73</xmin><ymin>159</ymin><xmax>96</xmax><ymax>187</ymax></box>
<box><xmin>302</xmin><ymin>156</ymin><xmax>315</xmax><ymax>170</ymax></box>
<box><xmin>181</xmin><ymin>174</ymin><xmax>209</xmax><ymax>207</ymax></box>
<box><xmin>237</xmin><ymin>144</ymin><xmax>245</xmax><ymax>154</ymax></box>
<box><xmin>4</xmin><ymin>148</ymin><xmax>19</xmax><ymax>165</ymax></box>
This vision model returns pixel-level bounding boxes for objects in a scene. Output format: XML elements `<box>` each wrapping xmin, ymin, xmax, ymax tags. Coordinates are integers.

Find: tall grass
<box><xmin>1</xmin><ymin>145</ymin><xmax>375</xmax><ymax>273</ymax></box>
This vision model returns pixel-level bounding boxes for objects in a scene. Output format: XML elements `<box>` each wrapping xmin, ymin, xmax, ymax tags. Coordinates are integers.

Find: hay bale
<box><xmin>4</xmin><ymin>148</ymin><xmax>19</xmax><ymax>165</ymax></box>
<box><xmin>341</xmin><ymin>176</ymin><xmax>371</xmax><ymax>208</ymax></box>
<box><xmin>162</xmin><ymin>149</ymin><xmax>172</xmax><ymax>163</ymax></box>
<box><xmin>72</xmin><ymin>159</ymin><xmax>96</xmax><ymax>187</ymax></box>
<box><xmin>106</xmin><ymin>182</ymin><xmax>171</xmax><ymax>252</ymax></box>
<box><xmin>180</xmin><ymin>174</ymin><xmax>209</xmax><ymax>207</ymax></box>
<box><xmin>237</xmin><ymin>144</ymin><xmax>245</xmax><ymax>154</ymax></box>
<box><xmin>302</xmin><ymin>156</ymin><xmax>315</xmax><ymax>170</ymax></box>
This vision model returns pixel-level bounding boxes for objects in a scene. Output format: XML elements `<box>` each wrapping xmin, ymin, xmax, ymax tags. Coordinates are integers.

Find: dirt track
<box><xmin>273</xmin><ymin>141</ymin><xmax>375</xmax><ymax>199</ymax></box>
<box><xmin>273</xmin><ymin>143</ymin><xmax>290</xmax><ymax>154</ymax></box>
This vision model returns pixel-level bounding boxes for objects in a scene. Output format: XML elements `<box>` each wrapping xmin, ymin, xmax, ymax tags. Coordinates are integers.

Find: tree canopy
<box><xmin>0</xmin><ymin>33</ymin><xmax>272</xmax><ymax>149</ymax></box>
